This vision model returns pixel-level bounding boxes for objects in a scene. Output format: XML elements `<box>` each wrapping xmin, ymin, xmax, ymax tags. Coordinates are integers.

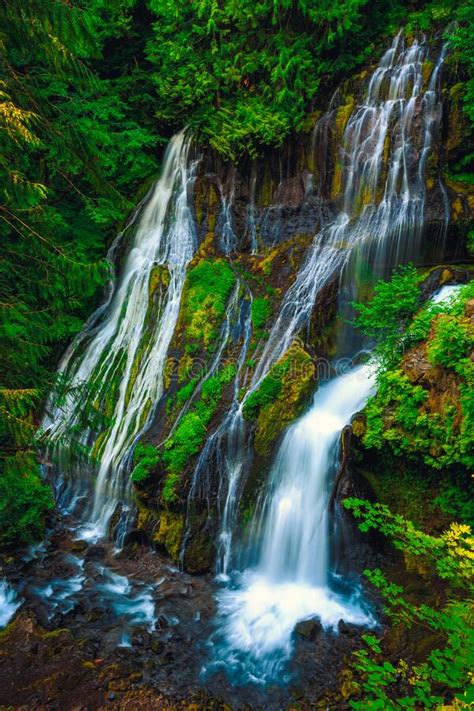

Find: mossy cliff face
<box><xmin>126</xmin><ymin>51</ymin><xmax>471</xmax><ymax>570</ymax></box>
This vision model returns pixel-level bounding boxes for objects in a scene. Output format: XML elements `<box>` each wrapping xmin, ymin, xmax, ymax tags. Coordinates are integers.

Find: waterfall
<box><xmin>42</xmin><ymin>133</ymin><xmax>198</xmax><ymax>545</ymax></box>
<box><xmin>207</xmin><ymin>35</ymin><xmax>447</xmax><ymax>682</ymax></box>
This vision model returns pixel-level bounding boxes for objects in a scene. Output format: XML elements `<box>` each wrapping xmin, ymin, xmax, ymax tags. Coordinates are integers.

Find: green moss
<box><xmin>161</xmin><ymin>364</ymin><xmax>237</xmax><ymax>501</ymax></box>
<box><xmin>243</xmin><ymin>343</ymin><xmax>315</xmax><ymax>454</ymax></box>
<box><xmin>251</xmin><ymin>297</ymin><xmax>271</xmax><ymax>331</ymax></box>
<box><xmin>148</xmin><ymin>264</ymin><xmax>170</xmax><ymax>297</ymax></box>
<box><xmin>242</xmin><ymin>366</ymin><xmax>286</xmax><ymax>421</ymax></box>
<box><xmin>153</xmin><ymin>510</ymin><xmax>184</xmax><ymax>561</ymax></box>
<box><xmin>130</xmin><ymin>442</ymin><xmax>159</xmax><ymax>487</ymax></box>
<box><xmin>166</xmin><ymin>378</ymin><xmax>199</xmax><ymax>418</ymax></box>
<box><xmin>179</xmin><ymin>258</ymin><xmax>236</xmax><ymax>352</ymax></box>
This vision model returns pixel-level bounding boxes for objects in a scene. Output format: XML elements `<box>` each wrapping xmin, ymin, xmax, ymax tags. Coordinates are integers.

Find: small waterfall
<box><xmin>254</xmin><ymin>367</ymin><xmax>376</xmax><ymax>585</ymax></box>
<box><xmin>208</xmin><ymin>35</ymin><xmax>447</xmax><ymax>682</ymax></box>
<box><xmin>43</xmin><ymin>133</ymin><xmax>198</xmax><ymax>545</ymax></box>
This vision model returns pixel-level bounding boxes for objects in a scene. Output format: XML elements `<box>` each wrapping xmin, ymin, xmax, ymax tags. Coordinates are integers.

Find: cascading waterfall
<box><xmin>207</xmin><ymin>34</ymin><xmax>447</xmax><ymax>682</ymax></box>
<box><xmin>206</xmin><ymin>33</ymin><xmax>446</xmax><ymax>577</ymax></box>
<box><xmin>42</xmin><ymin>133</ymin><xmax>198</xmax><ymax>545</ymax></box>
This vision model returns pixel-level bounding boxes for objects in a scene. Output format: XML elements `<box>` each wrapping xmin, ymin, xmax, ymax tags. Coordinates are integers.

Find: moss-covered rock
<box><xmin>153</xmin><ymin>510</ymin><xmax>184</xmax><ymax>562</ymax></box>
<box><xmin>244</xmin><ymin>342</ymin><xmax>315</xmax><ymax>455</ymax></box>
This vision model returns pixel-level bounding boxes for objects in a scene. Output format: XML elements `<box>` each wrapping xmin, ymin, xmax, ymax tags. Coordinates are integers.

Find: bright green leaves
<box><xmin>427</xmin><ymin>314</ymin><xmax>472</xmax><ymax>369</ymax></box>
<box><xmin>352</xmin><ymin>264</ymin><xmax>422</xmax><ymax>368</ymax></box>
<box><xmin>344</xmin><ymin>499</ymin><xmax>474</xmax><ymax>709</ymax></box>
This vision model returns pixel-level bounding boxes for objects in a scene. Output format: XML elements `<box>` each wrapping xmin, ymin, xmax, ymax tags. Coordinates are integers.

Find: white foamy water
<box><xmin>209</xmin><ymin>365</ymin><xmax>376</xmax><ymax>682</ymax></box>
<box><xmin>94</xmin><ymin>566</ymin><xmax>156</xmax><ymax>631</ymax></box>
<box><xmin>431</xmin><ymin>284</ymin><xmax>463</xmax><ymax>303</ymax></box>
<box><xmin>0</xmin><ymin>579</ymin><xmax>22</xmax><ymax>628</ymax></box>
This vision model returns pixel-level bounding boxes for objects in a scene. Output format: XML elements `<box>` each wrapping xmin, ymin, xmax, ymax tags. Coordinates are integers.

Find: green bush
<box><xmin>0</xmin><ymin>452</ymin><xmax>54</xmax><ymax>547</ymax></box>
<box><xmin>357</xmin><ymin>278</ymin><xmax>473</xmax><ymax>470</ymax></box>
<box><xmin>427</xmin><ymin>315</ymin><xmax>471</xmax><ymax>369</ymax></box>
<box><xmin>352</xmin><ymin>264</ymin><xmax>422</xmax><ymax>368</ymax></box>
<box><xmin>344</xmin><ymin>498</ymin><xmax>474</xmax><ymax>709</ymax></box>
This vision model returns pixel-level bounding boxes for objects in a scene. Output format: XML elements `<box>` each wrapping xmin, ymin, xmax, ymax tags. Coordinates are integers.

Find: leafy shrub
<box><xmin>427</xmin><ymin>315</ymin><xmax>471</xmax><ymax>369</ymax></box>
<box><xmin>344</xmin><ymin>498</ymin><xmax>474</xmax><ymax>709</ymax></box>
<box><xmin>357</xmin><ymin>279</ymin><xmax>473</xmax><ymax>470</ymax></box>
<box><xmin>0</xmin><ymin>452</ymin><xmax>54</xmax><ymax>547</ymax></box>
<box><xmin>352</xmin><ymin>264</ymin><xmax>422</xmax><ymax>368</ymax></box>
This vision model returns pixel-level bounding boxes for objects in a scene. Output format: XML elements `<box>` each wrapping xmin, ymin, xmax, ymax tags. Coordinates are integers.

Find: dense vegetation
<box><xmin>344</xmin><ymin>499</ymin><xmax>473</xmax><ymax>708</ymax></box>
<box><xmin>353</xmin><ymin>267</ymin><xmax>473</xmax><ymax>470</ymax></box>
<box><xmin>347</xmin><ymin>268</ymin><xmax>473</xmax><ymax>708</ymax></box>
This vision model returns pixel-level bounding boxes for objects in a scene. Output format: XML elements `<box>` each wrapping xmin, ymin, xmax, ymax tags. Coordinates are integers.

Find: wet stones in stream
<box><xmin>0</xmin><ymin>522</ymin><xmax>371</xmax><ymax>709</ymax></box>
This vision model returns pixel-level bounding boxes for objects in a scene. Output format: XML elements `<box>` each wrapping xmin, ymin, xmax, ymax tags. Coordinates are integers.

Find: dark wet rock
<box><xmin>85</xmin><ymin>545</ymin><xmax>106</xmax><ymax>560</ymax></box>
<box><xmin>295</xmin><ymin>617</ymin><xmax>322</xmax><ymax>640</ymax></box>
<box><xmin>338</xmin><ymin>619</ymin><xmax>358</xmax><ymax>637</ymax></box>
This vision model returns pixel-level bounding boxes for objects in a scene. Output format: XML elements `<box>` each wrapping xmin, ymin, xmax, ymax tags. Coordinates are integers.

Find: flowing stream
<box><xmin>42</xmin><ymin>133</ymin><xmax>198</xmax><ymax>545</ymax></box>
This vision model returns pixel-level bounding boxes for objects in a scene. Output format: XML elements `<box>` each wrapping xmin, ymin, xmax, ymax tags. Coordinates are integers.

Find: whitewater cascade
<box><xmin>209</xmin><ymin>34</ymin><xmax>446</xmax><ymax>576</ymax></box>
<box><xmin>208</xmin><ymin>35</ymin><xmax>447</xmax><ymax>681</ymax></box>
<box><xmin>43</xmin><ymin>133</ymin><xmax>198</xmax><ymax>544</ymax></box>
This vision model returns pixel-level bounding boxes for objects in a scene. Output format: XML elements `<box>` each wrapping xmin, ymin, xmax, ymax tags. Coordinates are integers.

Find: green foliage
<box><xmin>427</xmin><ymin>314</ymin><xmax>471</xmax><ymax>369</ymax></box>
<box><xmin>360</xmin><ymin>281</ymin><xmax>473</xmax><ymax>470</ymax></box>
<box><xmin>352</xmin><ymin>264</ymin><xmax>422</xmax><ymax>368</ymax></box>
<box><xmin>0</xmin><ymin>452</ymin><xmax>54</xmax><ymax>547</ymax></box>
<box><xmin>251</xmin><ymin>297</ymin><xmax>271</xmax><ymax>331</ymax></box>
<box><xmin>180</xmin><ymin>259</ymin><xmax>236</xmax><ymax>353</ymax></box>
<box><xmin>344</xmin><ymin>498</ymin><xmax>474</xmax><ymax>708</ymax></box>
<box><xmin>130</xmin><ymin>442</ymin><xmax>160</xmax><ymax>486</ymax></box>
<box><xmin>145</xmin><ymin>0</ymin><xmax>404</xmax><ymax>158</ymax></box>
